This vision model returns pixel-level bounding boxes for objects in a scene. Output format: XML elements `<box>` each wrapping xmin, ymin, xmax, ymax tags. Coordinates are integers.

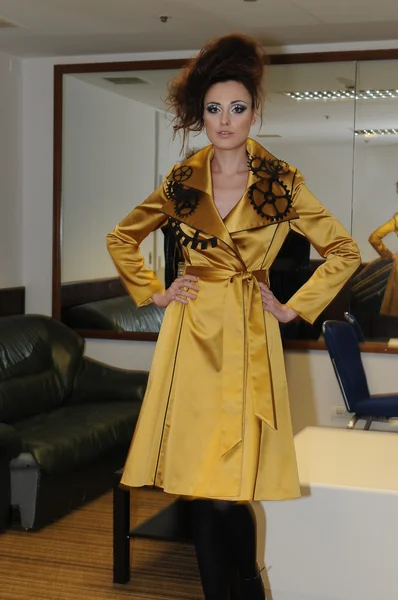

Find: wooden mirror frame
<box><xmin>53</xmin><ymin>48</ymin><xmax>398</xmax><ymax>352</ymax></box>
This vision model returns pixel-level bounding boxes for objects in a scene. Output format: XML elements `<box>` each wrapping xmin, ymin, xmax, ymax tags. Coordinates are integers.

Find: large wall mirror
<box><xmin>53</xmin><ymin>51</ymin><xmax>398</xmax><ymax>351</ymax></box>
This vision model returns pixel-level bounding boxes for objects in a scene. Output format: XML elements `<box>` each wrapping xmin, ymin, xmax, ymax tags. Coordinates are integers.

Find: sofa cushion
<box><xmin>0</xmin><ymin>315</ymin><xmax>85</xmax><ymax>423</ymax></box>
<box><xmin>63</xmin><ymin>295</ymin><xmax>164</xmax><ymax>332</ymax></box>
<box><xmin>0</xmin><ymin>320</ymin><xmax>62</xmax><ymax>422</ymax></box>
<box><xmin>12</xmin><ymin>402</ymin><xmax>140</xmax><ymax>474</ymax></box>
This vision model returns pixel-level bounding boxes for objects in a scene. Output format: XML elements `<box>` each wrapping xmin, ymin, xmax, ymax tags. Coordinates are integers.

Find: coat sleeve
<box><xmin>285</xmin><ymin>171</ymin><xmax>361</xmax><ymax>324</ymax></box>
<box><xmin>106</xmin><ymin>183</ymin><xmax>169</xmax><ymax>307</ymax></box>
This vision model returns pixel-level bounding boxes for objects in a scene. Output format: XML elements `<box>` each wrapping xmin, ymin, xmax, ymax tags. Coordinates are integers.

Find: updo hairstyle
<box><xmin>166</xmin><ymin>33</ymin><xmax>265</xmax><ymax>146</ymax></box>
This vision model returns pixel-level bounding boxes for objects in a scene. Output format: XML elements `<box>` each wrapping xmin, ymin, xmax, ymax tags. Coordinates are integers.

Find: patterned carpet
<box><xmin>0</xmin><ymin>488</ymin><xmax>204</xmax><ymax>600</ymax></box>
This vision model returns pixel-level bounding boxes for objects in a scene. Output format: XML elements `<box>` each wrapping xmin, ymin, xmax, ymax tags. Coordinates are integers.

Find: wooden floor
<box><xmin>0</xmin><ymin>488</ymin><xmax>204</xmax><ymax>600</ymax></box>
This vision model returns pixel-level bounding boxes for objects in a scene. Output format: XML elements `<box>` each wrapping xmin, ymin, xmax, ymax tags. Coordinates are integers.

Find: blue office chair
<box><xmin>343</xmin><ymin>311</ymin><xmax>365</xmax><ymax>342</ymax></box>
<box><xmin>323</xmin><ymin>320</ymin><xmax>398</xmax><ymax>429</ymax></box>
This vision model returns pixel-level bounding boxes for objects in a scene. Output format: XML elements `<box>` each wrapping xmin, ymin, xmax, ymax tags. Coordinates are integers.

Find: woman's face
<box><xmin>203</xmin><ymin>80</ymin><xmax>257</xmax><ymax>150</ymax></box>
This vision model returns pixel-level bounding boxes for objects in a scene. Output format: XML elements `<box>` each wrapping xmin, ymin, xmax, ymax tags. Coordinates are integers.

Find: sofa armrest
<box><xmin>0</xmin><ymin>423</ymin><xmax>22</xmax><ymax>460</ymax></box>
<box><xmin>66</xmin><ymin>357</ymin><xmax>149</xmax><ymax>405</ymax></box>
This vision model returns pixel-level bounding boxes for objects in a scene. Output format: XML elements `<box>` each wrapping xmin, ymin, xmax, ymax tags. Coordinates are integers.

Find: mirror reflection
<box><xmin>60</xmin><ymin>61</ymin><xmax>364</xmax><ymax>338</ymax></box>
<box><xmin>351</xmin><ymin>60</ymin><xmax>398</xmax><ymax>342</ymax></box>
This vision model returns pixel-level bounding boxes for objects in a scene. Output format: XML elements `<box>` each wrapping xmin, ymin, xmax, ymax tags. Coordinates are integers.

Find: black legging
<box><xmin>190</xmin><ymin>499</ymin><xmax>261</xmax><ymax>600</ymax></box>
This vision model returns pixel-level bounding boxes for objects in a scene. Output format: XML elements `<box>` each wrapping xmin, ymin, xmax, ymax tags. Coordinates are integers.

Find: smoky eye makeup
<box><xmin>231</xmin><ymin>102</ymin><xmax>248</xmax><ymax>114</ymax></box>
<box><xmin>205</xmin><ymin>101</ymin><xmax>249</xmax><ymax>115</ymax></box>
<box><xmin>205</xmin><ymin>103</ymin><xmax>221</xmax><ymax>114</ymax></box>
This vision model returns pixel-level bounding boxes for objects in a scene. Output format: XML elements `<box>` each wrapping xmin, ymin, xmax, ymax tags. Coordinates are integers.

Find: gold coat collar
<box><xmin>160</xmin><ymin>138</ymin><xmax>299</xmax><ymax>253</ymax></box>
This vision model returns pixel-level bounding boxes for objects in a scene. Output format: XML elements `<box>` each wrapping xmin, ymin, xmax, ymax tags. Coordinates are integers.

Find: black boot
<box><xmin>228</xmin><ymin>548</ymin><xmax>240</xmax><ymax>600</ymax></box>
<box><xmin>190</xmin><ymin>500</ymin><xmax>231</xmax><ymax>600</ymax></box>
<box><xmin>224</xmin><ymin>504</ymin><xmax>266</xmax><ymax>600</ymax></box>
<box><xmin>229</xmin><ymin>572</ymin><xmax>242</xmax><ymax>600</ymax></box>
<box><xmin>237</xmin><ymin>569</ymin><xmax>266</xmax><ymax>599</ymax></box>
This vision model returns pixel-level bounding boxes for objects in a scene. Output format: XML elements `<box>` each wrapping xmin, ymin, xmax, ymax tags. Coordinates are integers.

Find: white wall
<box><xmin>21</xmin><ymin>57</ymin><xmax>55</xmax><ymax>315</ymax></box>
<box><xmin>266</xmin><ymin>139</ymin><xmax>355</xmax><ymax>256</ymax></box>
<box><xmin>156</xmin><ymin>110</ymin><xmax>209</xmax><ymax>177</ymax></box>
<box><xmin>0</xmin><ymin>52</ymin><xmax>22</xmax><ymax>287</ymax></box>
<box><xmin>353</xmin><ymin>143</ymin><xmax>398</xmax><ymax>262</ymax></box>
<box><xmin>62</xmin><ymin>75</ymin><xmax>156</xmax><ymax>282</ymax></box>
<box><xmin>20</xmin><ymin>49</ymin><xmax>190</xmax><ymax>316</ymax></box>
<box><xmin>286</xmin><ymin>349</ymin><xmax>398</xmax><ymax>433</ymax></box>
<box><xmin>156</xmin><ymin>111</ymin><xmax>182</xmax><ymax>178</ymax></box>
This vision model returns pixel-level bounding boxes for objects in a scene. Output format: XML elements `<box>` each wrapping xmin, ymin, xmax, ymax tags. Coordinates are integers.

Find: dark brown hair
<box><xmin>166</xmin><ymin>33</ymin><xmax>265</xmax><ymax>148</ymax></box>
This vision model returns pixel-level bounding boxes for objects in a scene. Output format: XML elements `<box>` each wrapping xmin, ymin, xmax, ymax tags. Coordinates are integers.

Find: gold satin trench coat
<box><xmin>107</xmin><ymin>138</ymin><xmax>361</xmax><ymax>501</ymax></box>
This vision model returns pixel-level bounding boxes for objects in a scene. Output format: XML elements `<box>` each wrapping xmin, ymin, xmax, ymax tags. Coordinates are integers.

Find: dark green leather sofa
<box><xmin>63</xmin><ymin>295</ymin><xmax>164</xmax><ymax>332</ymax></box>
<box><xmin>0</xmin><ymin>424</ymin><xmax>22</xmax><ymax>530</ymax></box>
<box><xmin>0</xmin><ymin>314</ymin><xmax>148</xmax><ymax>530</ymax></box>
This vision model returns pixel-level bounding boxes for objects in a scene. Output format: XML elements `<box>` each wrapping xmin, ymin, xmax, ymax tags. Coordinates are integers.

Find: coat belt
<box><xmin>185</xmin><ymin>266</ymin><xmax>277</xmax><ymax>456</ymax></box>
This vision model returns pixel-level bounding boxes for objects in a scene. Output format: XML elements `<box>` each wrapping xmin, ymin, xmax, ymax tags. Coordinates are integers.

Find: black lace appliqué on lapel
<box><xmin>247</xmin><ymin>154</ymin><xmax>293</xmax><ymax>222</ymax></box>
<box><xmin>166</xmin><ymin>163</ymin><xmax>217</xmax><ymax>249</ymax></box>
<box><xmin>248</xmin><ymin>155</ymin><xmax>290</xmax><ymax>178</ymax></box>
<box><xmin>168</xmin><ymin>218</ymin><xmax>218</xmax><ymax>250</ymax></box>
<box><xmin>171</xmin><ymin>165</ymin><xmax>193</xmax><ymax>183</ymax></box>
<box><xmin>166</xmin><ymin>180</ymin><xmax>199</xmax><ymax>218</ymax></box>
<box><xmin>166</xmin><ymin>164</ymin><xmax>199</xmax><ymax>218</ymax></box>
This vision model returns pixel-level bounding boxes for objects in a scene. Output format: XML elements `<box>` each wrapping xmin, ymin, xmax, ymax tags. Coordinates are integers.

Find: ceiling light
<box><xmin>283</xmin><ymin>89</ymin><xmax>398</xmax><ymax>101</ymax></box>
<box><xmin>355</xmin><ymin>128</ymin><xmax>398</xmax><ymax>136</ymax></box>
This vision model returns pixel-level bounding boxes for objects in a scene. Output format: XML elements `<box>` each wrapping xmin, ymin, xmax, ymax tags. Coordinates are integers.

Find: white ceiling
<box><xmin>1</xmin><ymin>0</ymin><xmax>398</xmax><ymax>58</ymax></box>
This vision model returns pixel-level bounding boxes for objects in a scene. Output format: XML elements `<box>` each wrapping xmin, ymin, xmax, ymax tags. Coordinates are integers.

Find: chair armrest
<box><xmin>0</xmin><ymin>423</ymin><xmax>22</xmax><ymax>460</ymax></box>
<box><xmin>66</xmin><ymin>356</ymin><xmax>149</xmax><ymax>405</ymax></box>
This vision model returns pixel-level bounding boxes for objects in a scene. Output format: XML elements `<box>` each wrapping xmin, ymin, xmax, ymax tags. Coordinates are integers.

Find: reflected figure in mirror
<box><xmin>349</xmin><ymin>182</ymin><xmax>398</xmax><ymax>339</ymax></box>
<box><xmin>368</xmin><ymin>209</ymin><xmax>398</xmax><ymax>317</ymax></box>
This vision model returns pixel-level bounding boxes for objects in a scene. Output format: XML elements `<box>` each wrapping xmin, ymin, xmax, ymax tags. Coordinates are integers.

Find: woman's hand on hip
<box><xmin>259</xmin><ymin>282</ymin><xmax>297</xmax><ymax>323</ymax></box>
<box><xmin>152</xmin><ymin>275</ymin><xmax>199</xmax><ymax>308</ymax></box>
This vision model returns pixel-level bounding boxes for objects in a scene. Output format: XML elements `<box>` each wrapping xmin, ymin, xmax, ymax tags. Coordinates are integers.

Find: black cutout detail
<box><xmin>248</xmin><ymin>154</ymin><xmax>290</xmax><ymax>178</ymax></box>
<box><xmin>171</xmin><ymin>165</ymin><xmax>193</xmax><ymax>183</ymax></box>
<box><xmin>166</xmin><ymin>181</ymin><xmax>199</xmax><ymax>218</ymax></box>
<box><xmin>248</xmin><ymin>178</ymin><xmax>293</xmax><ymax>222</ymax></box>
<box><xmin>168</xmin><ymin>218</ymin><xmax>218</xmax><ymax>250</ymax></box>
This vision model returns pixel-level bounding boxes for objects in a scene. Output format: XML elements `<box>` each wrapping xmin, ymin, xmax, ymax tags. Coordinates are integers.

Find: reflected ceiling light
<box><xmin>283</xmin><ymin>89</ymin><xmax>398</xmax><ymax>100</ymax></box>
<box><xmin>355</xmin><ymin>128</ymin><xmax>398</xmax><ymax>136</ymax></box>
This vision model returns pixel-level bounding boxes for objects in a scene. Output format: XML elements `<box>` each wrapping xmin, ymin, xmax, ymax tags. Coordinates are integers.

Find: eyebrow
<box><xmin>205</xmin><ymin>100</ymin><xmax>249</xmax><ymax>105</ymax></box>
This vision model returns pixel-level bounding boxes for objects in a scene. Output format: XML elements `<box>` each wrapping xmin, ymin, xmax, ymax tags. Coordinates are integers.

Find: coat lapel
<box><xmin>225</xmin><ymin>139</ymin><xmax>299</xmax><ymax>233</ymax></box>
<box><xmin>159</xmin><ymin>138</ymin><xmax>299</xmax><ymax>253</ymax></box>
<box><xmin>160</xmin><ymin>145</ymin><xmax>242</xmax><ymax>256</ymax></box>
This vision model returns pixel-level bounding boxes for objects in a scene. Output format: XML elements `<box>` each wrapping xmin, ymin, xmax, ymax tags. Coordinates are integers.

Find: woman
<box><xmin>107</xmin><ymin>34</ymin><xmax>361</xmax><ymax>600</ymax></box>
<box><xmin>369</xmin><ymin>213</ymin><xmax>398</xmax><ymax>316</ymax></box>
